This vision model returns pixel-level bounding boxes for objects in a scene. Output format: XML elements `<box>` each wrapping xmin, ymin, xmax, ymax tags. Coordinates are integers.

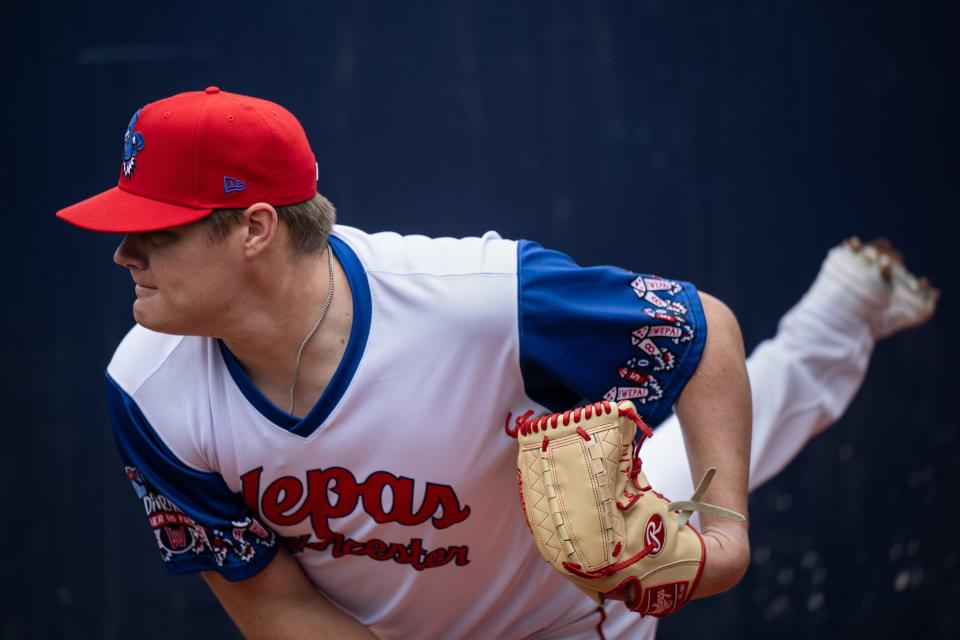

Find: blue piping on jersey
<box><xmin>218</xmin><ymin>234</ymin><xmax>372</xmax><ymax>437</ymax></box>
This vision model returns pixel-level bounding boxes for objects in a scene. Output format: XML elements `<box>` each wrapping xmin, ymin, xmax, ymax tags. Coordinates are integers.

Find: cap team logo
<box><xmin>644</xmin><ymin>513</ymin><xmax>666</xmax><ymax>556</ymax></box>
<box><xmin>121</xmin><ymin>108</ymin><xmax>145</xmax><ymax>178</ymax></box>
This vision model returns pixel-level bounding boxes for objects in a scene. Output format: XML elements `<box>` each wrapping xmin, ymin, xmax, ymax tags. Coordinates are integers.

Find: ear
<box><xmin>241</xmin><ymin>202</ymin><xmax>279</xmax><ymax>258</ymax></box>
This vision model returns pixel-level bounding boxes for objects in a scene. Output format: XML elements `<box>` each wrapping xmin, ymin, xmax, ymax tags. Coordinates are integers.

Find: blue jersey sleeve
<box><xmin>517</xmin><ymin>240</ymin><xmax>707</xmax><ymax>427</ymax></box>
<box><xmin>106</xmin><ymin>374</ymin><xmax>278</xmax><ymax>581</ymax></box>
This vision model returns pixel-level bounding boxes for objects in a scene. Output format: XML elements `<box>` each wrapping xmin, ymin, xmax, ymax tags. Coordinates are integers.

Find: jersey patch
<box><xmin>518</xmin><ymin>240</ymin><xmax>707</xmax><ymax>427</ymax></box>
<box><xmin>630</xmin><ymin>275</ymin><xmax>687</xmax><ymax>314</ymax></box>
<box><xmin>126</xmin><ymin>465</ymin><xmax>275</xmax><ymax>566</ymax></box>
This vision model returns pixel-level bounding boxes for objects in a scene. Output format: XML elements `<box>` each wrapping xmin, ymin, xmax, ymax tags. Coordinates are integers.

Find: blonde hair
<box><xmin>206</xmin><ymin>192</ymin><xmax>337</xmax><ymax>255</ymax></box>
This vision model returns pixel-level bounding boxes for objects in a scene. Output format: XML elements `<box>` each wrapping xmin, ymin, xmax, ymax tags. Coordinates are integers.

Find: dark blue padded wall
<box><xmin>3</xmin><ymin>1</ymin><xmax>956</xmax><ymax>638</ymax></box>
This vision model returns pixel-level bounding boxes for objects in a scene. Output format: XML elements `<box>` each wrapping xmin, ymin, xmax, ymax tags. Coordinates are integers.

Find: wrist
<box><xmin>694</xmin><ymin>523</ymin><xmax>751</xmax><ymax>599</ymax></box>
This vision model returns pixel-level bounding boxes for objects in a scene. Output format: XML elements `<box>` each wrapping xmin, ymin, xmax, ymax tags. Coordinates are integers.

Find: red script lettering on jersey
<box><xmin>240</xmin><ymin>467</ymin><xmax>471</xmax><ymax>538</ymax></box>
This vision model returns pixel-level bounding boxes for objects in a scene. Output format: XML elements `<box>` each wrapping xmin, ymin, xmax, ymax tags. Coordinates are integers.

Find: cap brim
<box><xmin>56</xmin><ymin>186</ymin><xmax>213</xmax><ymax>233</ymax></box>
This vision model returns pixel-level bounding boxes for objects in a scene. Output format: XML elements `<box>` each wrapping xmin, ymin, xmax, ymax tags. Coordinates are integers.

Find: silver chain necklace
<box><xmin>289</xmin><ymin>245</ymin><xmax>335</xmax><ymax>414</ymax></box>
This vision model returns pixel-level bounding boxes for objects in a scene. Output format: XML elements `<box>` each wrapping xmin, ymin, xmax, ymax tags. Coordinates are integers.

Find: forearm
<box><xmin>217</xmin><ymin>590</ymin><xmax>374</xmax><ymax>640</ymax></box>
<box><xmin>203</xmin><ymin>549</ymin><xmax>377</xmax><ymax>640</ymax></box>
<box><xmin>674</xmin><ymin>291</ymin><xmax>752</xmax><ymax>595</ymax></box>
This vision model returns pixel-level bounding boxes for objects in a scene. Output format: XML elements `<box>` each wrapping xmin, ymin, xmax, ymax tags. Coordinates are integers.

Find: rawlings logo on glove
<box><xmin>508</xmin><ymin>400</ymin><xmax>744</xmax><ymax>617</ymax></box>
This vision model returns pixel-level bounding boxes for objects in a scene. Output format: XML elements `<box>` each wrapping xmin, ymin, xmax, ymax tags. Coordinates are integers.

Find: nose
<box><xmin>114</xmin><ymin>234</ymin><xmax>148</xmax><ymax>270</ymax></box>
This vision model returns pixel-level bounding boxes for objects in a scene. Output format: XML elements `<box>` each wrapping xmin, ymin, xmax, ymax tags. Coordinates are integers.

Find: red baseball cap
<box><xmin>56</xmin><ymin>87</ymin><xmax>318</xmax><ymax>233</ymax></box>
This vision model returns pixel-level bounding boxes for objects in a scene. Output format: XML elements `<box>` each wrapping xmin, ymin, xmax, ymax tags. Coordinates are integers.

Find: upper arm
<box><xmin>106</xmin><ymin>374</ymin><xmax>278</xmax><ymax>578</ymax></box>
<box><xmin>674</xmin><ymin>291</ymin><xmax>752</xmax><ymax>427</ymax></box>
<box><xmin>202</xmin><ymin>547</ymin><xmax>376</xmax><ymax>640</ymax></box>
<box><xmin>516</xmin><ymin>240</ymin><xmax>708</xmax><ymax>426</ymax></box>
<box><xmin>674</xmin><ymin>290</ymin><xmax>751</xmax><ymax>434</ymax></box>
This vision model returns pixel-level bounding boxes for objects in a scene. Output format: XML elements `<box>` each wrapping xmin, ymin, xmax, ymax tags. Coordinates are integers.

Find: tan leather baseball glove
<box><xmin>514</xmin><ymin>400</ymin><xmax>744</xmax><ymax>617</ymax></box>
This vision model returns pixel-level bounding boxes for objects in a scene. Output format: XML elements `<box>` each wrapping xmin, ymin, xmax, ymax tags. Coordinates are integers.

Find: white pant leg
<box><xmin>642</xmin><ymin>297</ymin><xmax>875</xmax><ymax>500</ymax></box>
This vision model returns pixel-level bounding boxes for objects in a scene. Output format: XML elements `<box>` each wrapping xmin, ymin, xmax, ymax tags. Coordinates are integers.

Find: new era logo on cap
<box><xmin>224</xmin><ymin>176</ymin><xmax>247</xmax><ymax>193</ymax></box>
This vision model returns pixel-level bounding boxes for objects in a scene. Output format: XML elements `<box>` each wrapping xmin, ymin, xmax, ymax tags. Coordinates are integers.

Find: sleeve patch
<box><xmin>606</xmin><ymin>295</ymin><xmax>699</xmax><ymax>406</ymax></box>
<box><xmin>517</xmin><ymin>240</ymin><xmax>707</xmax><ymax>427</ymax></box>
<box><xmin>125</xmin><ymin>466</ymin><xmax>276</xmax><ymax>567</ymax></box>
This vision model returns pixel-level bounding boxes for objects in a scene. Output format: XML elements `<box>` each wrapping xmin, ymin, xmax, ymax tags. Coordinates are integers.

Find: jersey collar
<box><xmin>217</xmin><ymin>233</ymin><xmax>372</xmax><ymax>437</ymax></box>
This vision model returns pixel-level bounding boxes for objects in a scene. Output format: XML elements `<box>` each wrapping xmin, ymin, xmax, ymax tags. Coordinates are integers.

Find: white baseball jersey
<box><xmin>106</xmin><ymin>225</ymin><xmax>707</xmax><ymax>639</ymax></box>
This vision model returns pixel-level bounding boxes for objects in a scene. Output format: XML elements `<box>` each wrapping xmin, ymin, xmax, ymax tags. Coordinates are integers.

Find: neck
<box><xmin>218</xmin><ymin>245</ymin><xmax>354</xmax><ymax>412</ymax></box>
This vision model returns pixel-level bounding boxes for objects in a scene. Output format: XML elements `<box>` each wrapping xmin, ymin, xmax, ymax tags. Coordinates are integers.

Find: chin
<box><xmin>132</xmin><ymin>303</ymin><xmax>190</xmax><ymax>336</ymax></box>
